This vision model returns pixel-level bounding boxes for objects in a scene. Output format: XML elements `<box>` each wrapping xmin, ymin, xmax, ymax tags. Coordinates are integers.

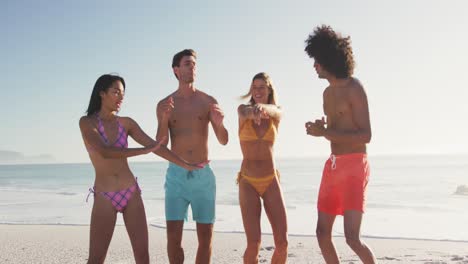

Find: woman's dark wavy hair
<box><xmin>304</xmin><ymin>25</ymin><xmax>355</xmax><ymax>78</ymax></box>
<box><xmin>85</xmin><ymin>74</ymin><xmax>126</xmax><ymax>116</ymax></box>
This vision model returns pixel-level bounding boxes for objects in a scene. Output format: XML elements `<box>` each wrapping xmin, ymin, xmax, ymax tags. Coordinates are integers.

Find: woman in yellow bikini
<box><xmin>237</xmin><ymin>72</ymin><xmax>287</xmax><ymax>263</ymax></box>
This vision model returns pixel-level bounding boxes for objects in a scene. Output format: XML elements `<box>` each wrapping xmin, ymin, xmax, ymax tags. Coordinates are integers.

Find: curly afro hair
<box><xmin>304</xmin><ymin>25</ymin><xmax>355</xmax><ymax>78</ymax></box>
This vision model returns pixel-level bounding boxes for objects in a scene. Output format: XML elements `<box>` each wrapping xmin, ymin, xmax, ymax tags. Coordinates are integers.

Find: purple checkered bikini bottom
<box><xmin>87</xmin><ymin>179</ymin><xmax>141</xmax><ymax>213</ymax></box>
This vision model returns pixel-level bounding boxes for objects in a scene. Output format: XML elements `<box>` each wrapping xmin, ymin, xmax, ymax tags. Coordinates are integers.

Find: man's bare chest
<box><xmin>169</xmin><ymin>105</ymin><xmax>210</xmax><ymax>127</ymax></box>
<box><xmin>325</xmin><ymin>95</ymin><xmax>350</xmax><ymax>113</ymax></box>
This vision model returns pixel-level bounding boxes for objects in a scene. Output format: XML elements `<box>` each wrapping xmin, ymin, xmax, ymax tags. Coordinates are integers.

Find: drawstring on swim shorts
<box><xmin>330</xmin><ymin>155</ymin><xmax>337</xmax><ymax>170</ymax></box>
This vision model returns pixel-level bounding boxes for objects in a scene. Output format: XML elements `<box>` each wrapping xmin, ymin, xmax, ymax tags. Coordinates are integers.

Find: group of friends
<box><xmin>79</xmin><ymin>25</ymin><xmax>376</xmax><ymax>264</ymax></box>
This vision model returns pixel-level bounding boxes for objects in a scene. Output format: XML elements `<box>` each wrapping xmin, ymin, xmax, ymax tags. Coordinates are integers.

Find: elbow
<box><xmin>219</xmin><ymin>135</ymin><xmax>229</xmax><ymax>146</ymax></box>
<box><xmin>219</xmin><ymin>138</ymin><xmax>228</xmax><ymax>146</ymax></box>
<box><xmin>156</xmin><ymin>137</ymin><xmax>169</xmax><ymax>147</ymax></box>
<box><xmin>217</xmin><ymin>130</ymin><xmax>228</xmax><ymax>145</ymax></box>
<box><xmin>154</xmin><ymin>144</ymin><xmax>168</xmax><ymax>156</ymax></box>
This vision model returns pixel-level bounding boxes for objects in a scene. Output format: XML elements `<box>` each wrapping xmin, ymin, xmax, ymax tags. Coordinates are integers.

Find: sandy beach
<box><xmin>1</xmin><ymin>224</ymin><xmax>467</xmax><ymax>263</ymax></box>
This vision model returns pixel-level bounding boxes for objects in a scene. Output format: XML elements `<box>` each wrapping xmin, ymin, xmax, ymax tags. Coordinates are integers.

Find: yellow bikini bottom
<box><xmin>237</xmin><ymin>170</ymin><xmax>280</xmax><ymax>196</ymax></box>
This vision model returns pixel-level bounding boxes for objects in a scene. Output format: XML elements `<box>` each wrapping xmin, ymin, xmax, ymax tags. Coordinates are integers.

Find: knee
<box><xmin>275</xmin><ymin>237</ymin><xmax>288</xmax><ymax>253</ymax></box>
<box><xmin>345</xmin><ymin>236</ymin><xmax>363</xmax><ymax>250</ymax></box>
<box><xmin>167</xmin><ymin>238</ymin><xmax>182</xmax><ymax>252</ymax></box>
<box><xmin>198</xmin><ymin>230</ymin><xmax>213</xmax><ymax>243</ymax></box>
<box><xmin>316</xmin><ymin>227</ymin><xmax>332</xmax><ymax>242</ymax></box>
<box><xmin>246</xmin><ymin>239</ymin><xmax>261</xmax><ymax>252</ymax></box>
<box><xmin>198</xmin><ymin>239</ymin><xmax>212</xmax><ymax>250</ymax></box>
<box><xmin>167</xmin><ymin>232</ymin><xmax>182</xmax><ymax>246</ymax></box>
<box><xmin>167</xmin><ymin>242</ymin><xmax>183</xmax><ymax>252</ymax></box>
<box><xmin>198</xmin><ymin>232</ymin><xmax>213</xmax><ymax>249</ymax></box>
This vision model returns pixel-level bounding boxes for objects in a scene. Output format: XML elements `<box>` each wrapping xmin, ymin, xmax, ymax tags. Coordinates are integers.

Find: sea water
<box><xmin>1</xmin><ymin>155</ymin><xmax>467</xmax><ymax>241</ymax></box>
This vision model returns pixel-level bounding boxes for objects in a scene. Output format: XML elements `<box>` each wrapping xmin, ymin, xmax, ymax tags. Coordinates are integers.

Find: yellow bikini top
<box><xmin>239</xmin><ymin>119</ymin><xmax>277</xmax><ymax>142</ymax></box>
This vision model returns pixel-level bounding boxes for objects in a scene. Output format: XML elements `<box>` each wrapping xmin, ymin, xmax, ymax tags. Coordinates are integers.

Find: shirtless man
<box><xmin>304</xmin><ymin>25</ymin><xmax>376</xmax><ymax>264</ymax></box>
<box><xmin>156</xmin><ymin>49</ymin><xmax>228</xmax><ymax>264</ymax></box>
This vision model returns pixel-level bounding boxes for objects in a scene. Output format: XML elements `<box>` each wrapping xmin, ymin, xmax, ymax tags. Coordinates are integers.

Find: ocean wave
<box><xmin>142</xmin><ymin>197</ymin><xmax>165</xmax><ymax>201</ymax></box>
<box><xmin>149</xmin><ymin>223</ymin><xmax>168</xmax><ymax>229</ymax></box>
<box><xmin>0</xmin><ymin>201</ymin><xmax>42</xmax><ymax>206</ymax></box>
<box><xmin>0</xmin><ymin>222</ymin><xmax>90</xmax><ymax>226</ymax></box>
<box><xmin>146</xmin><ymin>224</ymin><xmax>468</xmax><ymax>243</ymax></box>
<box><xmin>0</xmin><ymin>187</ymin><xmax>81</xmax><ymax>196</ymax></box>
<box><xmin>56</xmin><ymin>192</ymin><xmax>77</xmax><ymax>196</ymax></box>
<box><xmin>329</xmin><ymin>232</ymin><xmax>468</xmax><ymax>243</ymax></box>
<box><xmin>454</xmin><ymin>185</ymin><xmax>468</xmax><ymax>196</ymax></box>
<box><xmin>366</xmin><ymin>203</ymin><xmax>453</xmax><ymax>212</ymax></box>
<box><xmin>215</xmin><ymin>199</ymin><xmax>239</xmax><ymax>206</ymax></box>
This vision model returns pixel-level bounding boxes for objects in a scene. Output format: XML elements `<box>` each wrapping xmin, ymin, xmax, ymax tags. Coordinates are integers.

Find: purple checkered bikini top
<box><xmin>96</xmin><ymin>114</ymin><xmax>128</xmax><ymax>148</ymax></box>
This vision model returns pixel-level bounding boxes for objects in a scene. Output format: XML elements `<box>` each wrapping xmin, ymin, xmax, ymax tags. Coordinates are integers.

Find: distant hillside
<box><xmin>0</xmin><ymin>150</ymin><xmax>56</xmax><ymax>164</ymax></box>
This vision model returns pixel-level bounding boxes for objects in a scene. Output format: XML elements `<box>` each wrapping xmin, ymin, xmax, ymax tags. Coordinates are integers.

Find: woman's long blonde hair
<box><xmin>241</xmin><ymin>72</ymin><xmax>278</xmax><ymax>105</ymax></box>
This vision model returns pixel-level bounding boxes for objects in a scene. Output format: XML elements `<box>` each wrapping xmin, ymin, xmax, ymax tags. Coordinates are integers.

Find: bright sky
<box><xmin>2</xmin><ymin>0</ymin><xmax>468</xmax><ymax>163</ymax></box>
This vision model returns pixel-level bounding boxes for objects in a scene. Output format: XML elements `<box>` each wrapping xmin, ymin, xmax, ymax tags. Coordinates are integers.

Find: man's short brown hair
<box><xmin>172</xmin><ymin>49</ymin><xmax>197</xmax><ymax>68</ymax></box>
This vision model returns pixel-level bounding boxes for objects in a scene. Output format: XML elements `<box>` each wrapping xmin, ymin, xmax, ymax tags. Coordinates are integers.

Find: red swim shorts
<box><xmin>317</xmin><ymin>153</ymin><xmax>370</xmax><ymax>215</ymax></box>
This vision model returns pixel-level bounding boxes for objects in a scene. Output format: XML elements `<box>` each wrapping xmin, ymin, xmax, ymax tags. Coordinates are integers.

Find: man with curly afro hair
<box><xmin>304</xmin><ymin>25</ymin><xmax>376</xmax><ymax>264</ymax></box>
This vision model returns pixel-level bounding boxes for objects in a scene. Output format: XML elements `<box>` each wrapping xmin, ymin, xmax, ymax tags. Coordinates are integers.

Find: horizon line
<box><xmin>2</xmin><ymin>152</ymin><xmax>468</xmax><ymax>166</ymax></box>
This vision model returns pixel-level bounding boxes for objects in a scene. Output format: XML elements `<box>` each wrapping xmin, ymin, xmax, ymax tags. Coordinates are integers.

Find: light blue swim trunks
<box><xmin>165</xmin><ymin>162</ymin><xmax>216</xmax><ymax>224</ymax></box>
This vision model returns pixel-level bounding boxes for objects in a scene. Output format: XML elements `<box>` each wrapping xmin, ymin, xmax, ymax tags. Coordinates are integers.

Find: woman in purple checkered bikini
<box><xmin>79</xmin><ymin>74</ymin><xmax>201</xmax><ymax>264</ymax></box>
